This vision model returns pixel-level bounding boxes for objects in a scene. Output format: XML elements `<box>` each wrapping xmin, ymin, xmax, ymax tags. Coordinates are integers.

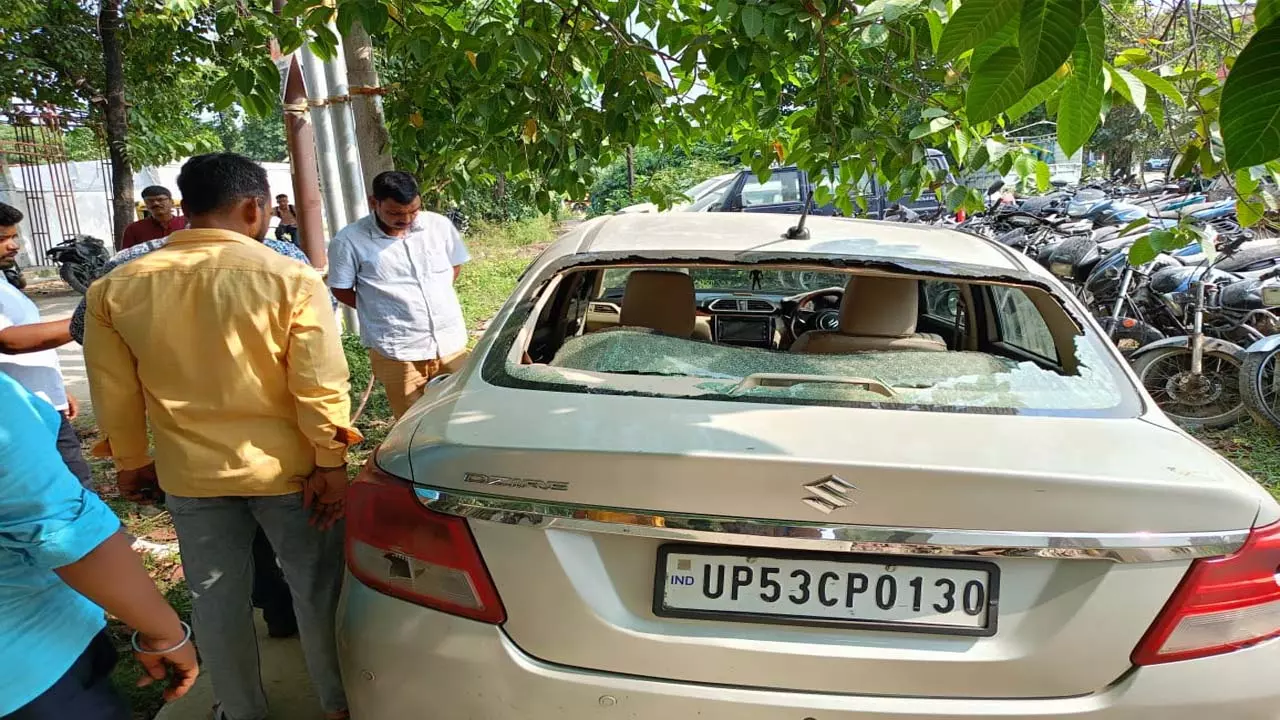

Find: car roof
<box><xmin>548</xmin><ymin>213</ymin><xmax>1026</xmax><ymax>272</ymax></box>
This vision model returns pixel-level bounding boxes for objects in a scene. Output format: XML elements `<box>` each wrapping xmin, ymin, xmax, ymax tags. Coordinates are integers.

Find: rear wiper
<box><xmin>731</xmin><ymin>373</ymin><xmax>896</xmax><ymax>397</ymax></box>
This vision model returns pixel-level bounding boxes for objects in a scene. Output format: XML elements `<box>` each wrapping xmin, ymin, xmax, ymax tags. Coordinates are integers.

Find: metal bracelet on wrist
<box><xmin>131</xmin><ymin>621</ymin><xmax>192</xmax><ymax>655</ymax></box>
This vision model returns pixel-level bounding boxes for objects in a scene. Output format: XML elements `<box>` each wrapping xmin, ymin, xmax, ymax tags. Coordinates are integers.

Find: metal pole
<box><xmin>322</xmin><ymin>30</ymin><xmax>364</xmax><ymax>333</ymax></box>
<box><xmin>322</xmin><ymin>28</ymin><xmax>367</xmax><ymax>224</ymax></box>
<box><xmin>300</xmin><ymin>45</ymin><xmax>349</xmax><ymax>240</ymax></box>
<box><xmin>271</xmin><ymin>1</ymin><xmax>325</xmax><ymax>269</ymax></box>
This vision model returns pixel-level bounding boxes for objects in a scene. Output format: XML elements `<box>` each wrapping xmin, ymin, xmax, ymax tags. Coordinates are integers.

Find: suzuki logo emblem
<box><xmin>802</xmin><ymin>475</ymin><xmax>857</xmax><ymax>513</ymax></box>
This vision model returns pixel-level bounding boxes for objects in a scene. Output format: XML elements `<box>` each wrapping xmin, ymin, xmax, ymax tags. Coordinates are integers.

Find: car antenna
<box><xmin>784</xmin><ymin>186</ymin><xmax>813</xmax><ymax>240</ymax></box>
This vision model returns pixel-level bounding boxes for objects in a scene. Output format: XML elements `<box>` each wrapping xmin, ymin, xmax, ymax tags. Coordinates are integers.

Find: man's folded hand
<box><xmin>295</xmin><ymin>465</ymin><xmax>348</xmax><ymax>530</ymax></box>
<box><xmin>117</xmin><ymin>463</ymin><xmax>160</xmax><ymax>504</ymax></box>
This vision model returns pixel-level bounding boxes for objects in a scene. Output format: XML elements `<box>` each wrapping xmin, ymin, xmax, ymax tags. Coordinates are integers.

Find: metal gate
<box><xmin>0</xmin><ymin>104</ymin><xmax>105</xmax><ymax>266</ymax></box>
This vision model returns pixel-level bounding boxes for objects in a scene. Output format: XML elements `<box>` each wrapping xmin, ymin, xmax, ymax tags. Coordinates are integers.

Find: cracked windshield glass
<box><xmin>507</xmin><ymin>267</ymin><xmax>1129</xmax><ymax>414</ymax></box>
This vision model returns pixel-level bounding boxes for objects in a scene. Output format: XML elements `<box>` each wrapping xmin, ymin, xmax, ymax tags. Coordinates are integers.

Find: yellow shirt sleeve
<box><xmin>83</xmin><ymin>282</ymin><xmax>152</xmax><ymax>471</ymax></box>
<box><xmin>287</xmin><ymin>274</ymin><xmax>363</xmax><ymax>467</ymax></box>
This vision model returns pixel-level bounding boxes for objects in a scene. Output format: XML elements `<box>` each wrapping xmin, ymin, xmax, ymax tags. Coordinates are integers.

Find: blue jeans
<box><xmin>166</xmin><ymin>492</ymin><xmax>346</xmax><ymax>720</ymax></box>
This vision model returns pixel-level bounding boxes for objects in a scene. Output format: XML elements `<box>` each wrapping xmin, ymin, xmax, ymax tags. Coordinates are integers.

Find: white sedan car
<box><xmin>338</xmin><ymin>213</ymin><xmax>1280</xmax><ymax>719</ymax></box>
<box><xmin>614</xmin><ymin>173</ymin><xmax>737</xmax><ymax>214</ymax></box>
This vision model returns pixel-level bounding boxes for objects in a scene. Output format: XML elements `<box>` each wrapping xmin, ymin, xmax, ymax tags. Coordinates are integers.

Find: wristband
<box><xmin>132</xmin><ymin>621</ymin><xmax>192</xmax><ymax>655</ymax></box>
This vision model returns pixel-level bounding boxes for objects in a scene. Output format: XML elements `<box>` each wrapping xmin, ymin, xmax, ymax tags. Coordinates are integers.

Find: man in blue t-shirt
<box><xmin>0</xmin><ymin>371</ymin><xmax>198</xmax><ymax>718</ymax></box>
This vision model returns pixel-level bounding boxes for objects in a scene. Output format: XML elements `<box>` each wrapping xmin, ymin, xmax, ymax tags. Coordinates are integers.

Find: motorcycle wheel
<box><xmin>1240</xmin><ymin>347</ymin><xmax>1280</xmax><ymax>431</ymax></box>
<box><xmin>59</xmin><ymin>262</ymin><xmax>95</xmax><ymax>294</ymax></box>
<box><xmin>1131</xmin><ymin>345</ymin><xmax>1246</xmax><ymax>429</ymax></box>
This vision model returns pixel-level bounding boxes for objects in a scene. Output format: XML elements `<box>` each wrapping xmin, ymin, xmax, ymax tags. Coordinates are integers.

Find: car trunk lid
<box><xmin>400</xmin><ymin>385</ymin><xmax>1263</xmax><ymax>698</ymax></box>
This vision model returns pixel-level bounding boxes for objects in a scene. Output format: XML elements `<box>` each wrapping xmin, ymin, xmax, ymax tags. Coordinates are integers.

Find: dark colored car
<box><xmin>707</xmin><ymin>151</ymin><xmax>954</xmax><ymax>220</ymax></box>
<box><xmin>855</xmin><ymin>149</ymin><xmax>954</xmax><ymax>220</ymax></box>
<box><xmin>705</xmin><ymin>166</ymin><xmax>840</xmax><ymax>216</ymax></box>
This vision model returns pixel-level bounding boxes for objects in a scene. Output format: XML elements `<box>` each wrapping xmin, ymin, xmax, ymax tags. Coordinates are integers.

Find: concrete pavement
<box><xmin>155</xmin><ymin>613</ymin><xmax>323</xmax><ymax>720</ymax></box>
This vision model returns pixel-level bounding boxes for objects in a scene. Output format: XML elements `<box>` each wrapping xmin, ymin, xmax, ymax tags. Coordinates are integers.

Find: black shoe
<box><xmin>266</xmin><ymin>620</ymin><xmax>298</xmax><ymax>639</ymax></box>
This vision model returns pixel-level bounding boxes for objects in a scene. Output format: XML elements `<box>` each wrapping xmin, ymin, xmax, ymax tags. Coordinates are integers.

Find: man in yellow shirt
<box><xmin>83</xmin><ymin>153</ymin><xmax>359</xmax><ymax>720</ymax></box>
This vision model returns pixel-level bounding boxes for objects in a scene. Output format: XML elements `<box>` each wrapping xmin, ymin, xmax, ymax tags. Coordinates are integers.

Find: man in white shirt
<box><xmin>328</xmin><ymin>171</ymin><xmax>471</xmax><ymax>418</ymax></box>
<box><xmin>0</xmin><ymin>202</ymin><xmax>92</xmax><ymax>487</ymax></box>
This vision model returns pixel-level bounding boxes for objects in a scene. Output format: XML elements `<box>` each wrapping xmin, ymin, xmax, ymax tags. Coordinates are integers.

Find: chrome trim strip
<box><xmin>415</xmin><ymin>487</ymin><xmax>1248</xmax><ymax>563</ymax></box>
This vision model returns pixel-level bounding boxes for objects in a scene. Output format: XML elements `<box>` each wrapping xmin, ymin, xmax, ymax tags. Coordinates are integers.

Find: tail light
<box><xmin>1132</xmin><ymin>521</ymin><xmax>1280</xmax><ymax>665</ymax></box>
<box><xmin>345</xmin><ymin>455</ymin><xmax>506</xmax><ymax>624</ymax></box>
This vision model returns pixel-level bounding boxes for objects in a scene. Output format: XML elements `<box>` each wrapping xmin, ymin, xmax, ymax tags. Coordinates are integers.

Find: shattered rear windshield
<box><xmin>505</xmin><ymin>329</ymin><xmax>1129</xmax><ymax>413</ymax></box>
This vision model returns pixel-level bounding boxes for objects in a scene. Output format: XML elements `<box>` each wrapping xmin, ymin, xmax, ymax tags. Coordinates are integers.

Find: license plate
<box><xmin>1263</xmin><ymin>286</ymin><xmax>1280</xmax><ymax>308</ymax></box>
<box><xmin>654</xmin><ymin>545</ymin><xmax>999</xmax><ymax>637</ymax></box>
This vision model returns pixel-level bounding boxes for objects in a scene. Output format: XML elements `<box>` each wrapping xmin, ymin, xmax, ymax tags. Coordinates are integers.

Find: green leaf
<box><xmin>1172</xmin><ymin>143</ymin><xmax>1202</xmax><ymax>177</ymax></box>
<box><xmin>946</xmin><ymin>184</ymin><xmax>968</xmax><ymax>210</ymax></box>
<box><xmin>937</xmin><ymin>0</ymin><xmax>1021</xmax><ymax>61</ymax></box>
<box><xmin>1259</xmin><ymin>0</ymin><xmax>1278</xmax><ymax>29</ymax></box>
<box><xmin>1113</xmin><ymin>47</ymin><xmax>1150</xmax><ymax>67</ymax></box>
<box><xmin>1056</xmin><ymin>5</ymin><xmax>1104</xmax><ymax>156</ymax></box>
<box><xmin>921</xmin><ymin>106</ymin><xmax>949</xmax><ymax>119</ymax></box>
<box><xmin>1034</xmin><ymin>160</ymin><xmax>1051</xmax><ymax>191</ymax></box>
<box><xmin>1237</xmin><ymin>168</ymin><xmax>1262</xmax><ymax>196</ymax></box>
<box><xmin>1118</xmin><ymin>217</ymin><xmax>1151</xmax><ymax>236</ymax></box>
<box><xmin>1127</xmin><ymin>229</ymin><xmax>1190</xmax><ymax>266</ymax></box>
<box><xmin>1013</xmin><ymin>151</ymin><xmax>1036</xmax><ymax>180</ymax></box>
<box><xmin>1018</xmin><ymin>0</ymin><xmax>1081</xmax><ymax>89</ymax></box>
<box><xmin>1238</xmin><ymin>195</ymin><xmax>1267</xmax><ymax>227</ymax></box>
<box><xmin>1130</xmin><ymin>68</ymin><xmax>1185</xmax><ymax>109</ymax></box>
<box><xmin>1236</xmin><ymin>169</ymin><xmax>1267</xmax><ymax>226</ymax></box>
<box><xmin>966</xmin><ymin>46</ymin><xmax>1025</xmax><ymax>122</ymax></box>
<box><xmin>1127</xmin><ymin>235</ymin><xmax>1159</xmax><ymax>265</ymax></box>
<box><xmin>888</xmin><ymin>0</ymin><xmax>924</xmax><ymax>20</ymax></box>
<box><xmin>862</xmin><ymin>23</ymin><xmax>889</xmax><ymax>46</ymax></box>
<box><xmin>926</xmin><ymin>9</ymin><xmax>944</xmax><ymax>53</ymax></box>
<box><xmin>909</xmin><ymin>116</ymin><xmax>955</xmax><ymax>138</ymax></box>
<box><xmin>1006</xmin><ymin>74</ymin><xmax>1061</xmax><ymax>121</ymax></box>
<box><xmin>741</xmin><ymin>5</ymin><xmax>764</xmax><ymax>38</ymax></box>
<box><xmin>1146</xmin><ymin>93</ymin><xmax>1166</xmax><ymax>131</ymax></box>
<box><xmin>1222</xmin><ymin>21</ymin><xmax>1280</xmax><ymax>169</ymax></box>
<box><xmin>971</xmin><ymin>15</ymin><xmax>1018</xmax><ymax>69</ymax></box>
<box><xmin>1108</xmin><ymin>66</ymin><xmax>1147</xmax><ymax>109</ymax></box>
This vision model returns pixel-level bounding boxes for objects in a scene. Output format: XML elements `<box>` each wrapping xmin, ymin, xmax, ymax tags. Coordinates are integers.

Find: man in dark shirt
<box><xmin>272</xmin><ymin>194</ymin><xmax>298</xmax><ymax>245</ymax></box>
<box><xmin>119</xmin><ymin>185</ymin><xmax>186</xmax><ymax>251</ymax></box>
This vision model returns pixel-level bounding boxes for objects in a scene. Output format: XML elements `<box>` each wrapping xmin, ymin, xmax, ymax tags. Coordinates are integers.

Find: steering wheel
<box><xmin>789</xmin><ymin>287</ymin><xmax>844</xmax><ymax>340</ymax></box>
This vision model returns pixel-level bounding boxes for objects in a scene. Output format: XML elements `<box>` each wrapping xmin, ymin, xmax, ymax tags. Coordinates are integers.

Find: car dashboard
<box><xmin>587</xmin><ymin>290</ymin><xmax>843</xmax><ymax>350</ymax></box>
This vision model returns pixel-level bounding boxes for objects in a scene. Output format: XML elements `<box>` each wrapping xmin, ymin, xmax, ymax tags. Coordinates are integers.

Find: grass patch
<box><xmin>455</xmin><ymin>216</ymin><xmax>557</xmax><ymax>338</ymax></box>
<box><xmin>1193</xmin><ymin>419</ymin><xmax>1280</xmax><ymax>500</ymax></box>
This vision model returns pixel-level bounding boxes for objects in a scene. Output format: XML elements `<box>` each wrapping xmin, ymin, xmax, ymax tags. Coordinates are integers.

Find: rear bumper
<box><xmin>338</xmin><ymin>575</ymin><xmax>1280</xmax><ymax>719</ymax></box>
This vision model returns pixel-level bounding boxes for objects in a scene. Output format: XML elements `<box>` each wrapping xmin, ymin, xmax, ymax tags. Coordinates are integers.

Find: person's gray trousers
<box><xmin>165</xmin><ymin>492</ymin><xmax>347</xmax><ymax>719</ymax></box>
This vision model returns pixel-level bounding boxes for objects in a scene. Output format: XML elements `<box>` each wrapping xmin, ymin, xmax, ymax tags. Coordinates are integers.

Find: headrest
<box><xmin>838</xmin><ymin>276</ymin><xmax>921</xmax><ymax>338</ymax></box>
<box><xmin>619</xmin><ymin>270</ymin><xmax>696</xmax><ymax>337</ymax></box>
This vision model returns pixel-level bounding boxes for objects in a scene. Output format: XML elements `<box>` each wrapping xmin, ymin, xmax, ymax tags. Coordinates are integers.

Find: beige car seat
<box><xmin>791</xmin><ymin>276</ymin><xmax>947</xmax><ymax>353</ymax></box>
<box><xmin>618</xmin><ymin>270</ymin><xmax>712</xmax><ymax>341</ymax></box>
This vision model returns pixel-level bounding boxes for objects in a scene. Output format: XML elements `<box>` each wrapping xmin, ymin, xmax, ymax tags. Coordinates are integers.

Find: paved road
<box><xmin>30</xmin><ymin>288</ymin><xmax>92</xmax><ymax>412</ymax></box>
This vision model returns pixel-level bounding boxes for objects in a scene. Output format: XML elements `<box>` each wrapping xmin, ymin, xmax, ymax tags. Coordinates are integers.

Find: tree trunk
<box><xmin>343</xmin><ymin>20</ymin><xmax>393</xmax><ymax>194</ymax></box>
<box><xmin>99</xmin><ymin>0</ymin><xmax>133</xmax><ymax>251</ymax></box>
<box><xmin>626</xmin><ymin>146</ymin><xmax>635</xmax><ymax>200</ymax></box>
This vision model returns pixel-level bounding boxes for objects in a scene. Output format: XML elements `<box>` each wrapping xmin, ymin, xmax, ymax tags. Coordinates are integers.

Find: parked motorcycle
<box><xmin>2</xmin><ymin>262</ymin><xmax>25</xmax><ymax>290</ymax></box>
<box><xmin>46</xmin><ymin>235</ymin><xmax>111</xmax><ymax>294</ymax></box>
<box><xmin>1127</xmin><ymin>258</ymin><xmax>1280</xmax><ymax>429</ymax></box>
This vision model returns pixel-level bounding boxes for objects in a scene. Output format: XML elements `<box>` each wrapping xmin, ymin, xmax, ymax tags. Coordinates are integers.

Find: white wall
<box><xmin>3</xmin><ymin>159</ymin><xmax>297</xmax><ymax>267</ymax></box>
